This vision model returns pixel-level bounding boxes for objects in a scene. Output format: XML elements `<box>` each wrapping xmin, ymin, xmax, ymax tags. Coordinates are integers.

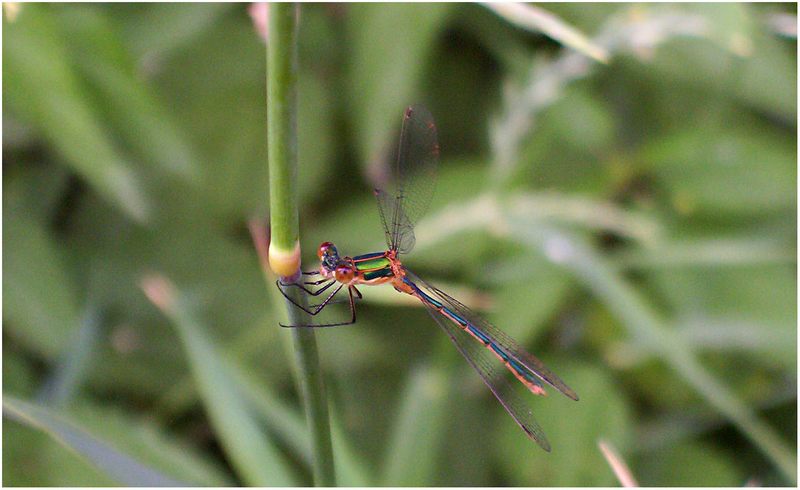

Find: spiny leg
<box><xmin>304</xmin><ymin>278</ymin><xmax>332</xmax><ymax>286</ymax></box>
<box><xmin>309</xmin><ymin>286</ymin><xmax>362</xmax><ymax>308</ymax></box>
<box><xmin>305</xmin><ymin>285</ymin><xmax>362</xmax><ymax>308</ymax></box>
<box><xmin>277</xmin><ymin>269</ymin><xmax>317</xmax><ymax>287</ymax></box>
<box><xmin>281</xmin><ymin>285</ymin><xmax>358</xmax><ymax>328</ymax></box>
<box><xmin>277</xmin><ymin>269</ymin><xmax>327</xmax><ymax>294</ymax></box>
<box><xmin>278</xmin><ymin>280</ymin><xmax>343</xmax><ymax>317</ymax></box>
<box><xmin>277</xmin><ymin>277</ymin><xmax>336</xmax><ymax>296</ymax></box>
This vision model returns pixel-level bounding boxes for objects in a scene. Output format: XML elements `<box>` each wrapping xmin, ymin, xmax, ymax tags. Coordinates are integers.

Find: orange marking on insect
<box><xmin>386</xmin><ymin>254</ymin><xmax>549</xmax><ymax>398</ymax></box>
<box><xmin>357</xmin><ymin>275</ymin><xmax>394</xmax><ymax>286</ymax></box>
<box><xmin>428</xmin><ymin>301</ymin><xmax>548</xmax><ymax>397</ymax></box>
<box><xmin>509</xmin><ymin>364</ymin><xmax>548</xmax><ymax>396</ymax></box>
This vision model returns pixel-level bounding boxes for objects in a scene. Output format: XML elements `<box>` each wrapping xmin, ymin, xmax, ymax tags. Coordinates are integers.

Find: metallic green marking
<box><xmin>363</xmin><ymin>268</ymin><xmax>394</xmax><ymax>280</ymax></box>
<box><xmin>354</xmin><ymin>256</ymin><xmax>391</xmax><ymax>272</ymax></box>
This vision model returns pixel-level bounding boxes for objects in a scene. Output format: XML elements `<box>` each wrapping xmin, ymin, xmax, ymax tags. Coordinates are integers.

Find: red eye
<box><xmin>334</xmin><ymin>265</ymin><xmax>354</xmax><ymax>283</ymax></box>
<box><xmin>318</xmin><ymin>241</ymin><xmax>335</xmax><ymax>259</ymax></box>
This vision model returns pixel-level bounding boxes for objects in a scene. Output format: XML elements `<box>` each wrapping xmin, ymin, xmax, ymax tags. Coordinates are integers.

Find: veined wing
<box><xmin>407</xmin><ymin>270</ymin><xmax>579</xmax><ymax>401</ymax></box>
<box><xmin>374</xmin><ymin>105</ymin><xmax>439</xmax><ymax>255</ymax></box>
<box><xmin>420</xmin><ymin>290</ymin><xmax>552</xmax><ymax>450</ymax></box>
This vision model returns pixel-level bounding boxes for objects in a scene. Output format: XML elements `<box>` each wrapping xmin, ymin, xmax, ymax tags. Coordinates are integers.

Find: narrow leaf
<box><xmin>37</xmin><ymin>306</ymin><xmax>101</xmax><ymax>407</ymax></box>
<box><xmin>3</xmin><ymin>396</ymin><xmax>188</xmax><ymax>487</ymax></box>
<box><xmin>509</xmin><ymin>222</ymin><xmax>797</xmax><ymax>484</ymax></box>
<box><xmin>347</xmin><ymin>3</ymin><xmax>452</xmax><ymax>165</ymax></box>
<box><xmin>3</xmin><ymin>210</ymin><xmax>80</xmax><ymax>359</ymax></box>
<box><xmin>142</xmin><ymin>275</ymin><xmax>297</xmax><ymax>486</ymax></box>
<box><xmin>380</xmin><ymin>362</ymin><xmax>450</xmax><ymax>485</ymax></box>
<box><xmin>4</xmin><ymin>4</ymin><xmax>150</xmax><ymax>221</ymax></box>
<box><xmin>484</xmin><ymin>3</ymin><xmax>609</xmax><ymax>63</ymax></box>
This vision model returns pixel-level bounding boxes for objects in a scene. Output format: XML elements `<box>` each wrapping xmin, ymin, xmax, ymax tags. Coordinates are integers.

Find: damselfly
<box><xmin>278</xmin><ymin>105</ymin><xmax>578</xmax><ymax>451</ymax></box>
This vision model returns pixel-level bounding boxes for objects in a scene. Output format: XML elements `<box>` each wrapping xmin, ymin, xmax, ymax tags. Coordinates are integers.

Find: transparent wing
<box><xmin>422</xmin><ymin>296</ymin><xmax>552</xmax><ymax>451</ymax></box>
<box><xmin>374</xmin><ymin>105</ymin><xmax>439</xmax><ymax>255</ymax></box>
<box><xmin>408</xmin><ymin>271</ymin><xmax>579</xmax><ymax>401</ymax></box>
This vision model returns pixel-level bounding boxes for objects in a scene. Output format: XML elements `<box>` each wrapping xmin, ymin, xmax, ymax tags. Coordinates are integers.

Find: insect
<box><xmin>278</xmin><ymin>105</ymin><xmax>578</xmax><ymax>451</ymax></box>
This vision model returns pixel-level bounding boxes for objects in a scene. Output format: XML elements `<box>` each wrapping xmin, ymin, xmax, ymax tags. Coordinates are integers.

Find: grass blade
<box><xmin>380</xmin><ymin>361</ymin><xmax>450</xmax><ymax>485</ymax></box>
<box><xmin>54</xmin><ymin>5</ymin><xmax>199</xmax><ymax>183</ymax></box>
<box><xmin>484</xmin><ymin>3</ymin><xmax>609</xmax><ymax>63</ymax></box>
<box><xmin>232</xmin><ymin>360</ymin><xmax>374</xmax><ymax>486</ymax></box>
<box><xmin>37</xmin><ymin>305</ymin><xmax>101</xmax><ymax>407</ymax></box>
<box><xmin>409</xmin><ymin>193</ymin><xmax>796</xmax><ymax>483</ymax></box>
<box><xmin>3</xmin><ymin>396</ymin><xmax>188</xmax><ymax>487</ymax></box>
<box><xmin>3</xmin><ymin>210</ymin><xmax>80</xmax><ymax>359</ymax></box>
<box><xmin>142</xmin><ymin>275</ymin><xmax>297</xmax><ymax>486</ymax></box>
<box><xmin>509</xmin><ymin>223</ymin><xmax>797</xmax><ymax>484</ymax></box>
<box><xmin>4</xmin><ymin>4</ymin><xmax>150</xmax><ymax>222</ymax></box>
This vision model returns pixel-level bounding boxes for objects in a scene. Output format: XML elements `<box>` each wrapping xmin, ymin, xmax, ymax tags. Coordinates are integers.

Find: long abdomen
<box><xmin>399</xmin><ymin>277</ymin><xmax>546</xmax><ymax>396</ymax></box>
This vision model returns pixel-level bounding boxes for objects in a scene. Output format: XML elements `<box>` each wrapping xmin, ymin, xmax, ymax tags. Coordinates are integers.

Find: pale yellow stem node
<box><xmin>269</xmin><ymin>240</ymin><xmax>302</xmax><ymax>278</ymax></box>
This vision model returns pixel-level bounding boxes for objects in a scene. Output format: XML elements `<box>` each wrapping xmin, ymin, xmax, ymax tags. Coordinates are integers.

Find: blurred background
<box><xmin>3</xmin><ymin>2</ymin><xmax>797</xmax><ymax>486</ymax></box>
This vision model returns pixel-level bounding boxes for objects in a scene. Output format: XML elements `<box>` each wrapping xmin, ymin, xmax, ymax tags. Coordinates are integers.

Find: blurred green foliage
<box><xmin>3</xmin><ymin>3</ymin><xmax>796</xmax><ymax>486</ymax></box>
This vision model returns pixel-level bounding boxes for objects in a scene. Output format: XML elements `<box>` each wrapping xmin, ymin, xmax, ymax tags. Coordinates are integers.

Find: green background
<box><xmin>3</xmin><ymin>3</ymin><xmax>796</xmax><ymax>486</ymax></box>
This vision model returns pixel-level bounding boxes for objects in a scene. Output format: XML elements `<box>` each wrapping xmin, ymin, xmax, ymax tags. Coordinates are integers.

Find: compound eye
<box><xmin>317</xmin><ymin>241</ymin><xmax>336</xmax><ymax>259</ymax></box>
<box><xmin>334</xmin><ymin>265</ymin><xmax>354</xmax><ymax>283</ymax></box>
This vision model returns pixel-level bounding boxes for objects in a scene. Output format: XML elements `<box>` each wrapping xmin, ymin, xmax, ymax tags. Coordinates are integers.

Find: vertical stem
<box><xmin>287</xmin><ymin>292</ymin><xmax>337</xmax><ymax>487</ymax></box>
<box><xmin>267</xmin><ymin>4</ymin><xmax>298</xmax><ymax>254</ymax></box>
<box><xmin>267</xmin><ymin>3</ymin><xmax>336</xmax><ymax>486</ymax></box>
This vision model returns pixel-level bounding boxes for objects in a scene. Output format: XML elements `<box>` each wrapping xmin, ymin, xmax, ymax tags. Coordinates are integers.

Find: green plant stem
<box><xmin>268</xmin><ymin>2</ymin><xmax>299</xmax><ymax>252</ymax></box>
<box><xmin>285</xmin><ymin>286</ymin><xmax>336</xmax><ymax>486</ymax></box>
<box><xmin>267</xmin><ymin>3</ymin><xmax>336</xmax><ymax>486</ymax></box>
